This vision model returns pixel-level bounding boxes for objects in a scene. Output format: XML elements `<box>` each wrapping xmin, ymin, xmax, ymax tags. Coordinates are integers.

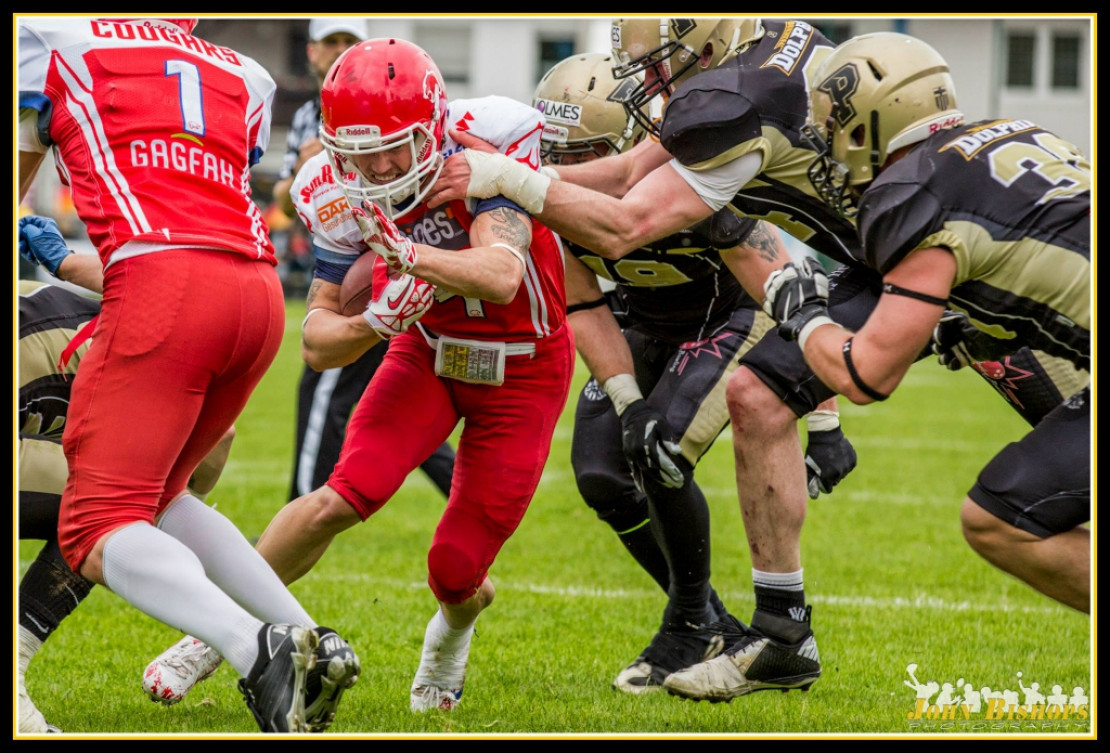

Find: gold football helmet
<box><xmin>803</xmin><ymin>32</ymin><xmax>964</xmax><ymax>218</ymax></box>
<box><xmin>532</xmin><ymin>52</ymin><xmax>648</xmax><ymax>164</ymax></box>
<box><xmin>610</xmin><ymin>17</ymin><xmax>763</xmax><ymax>135</ymax></box>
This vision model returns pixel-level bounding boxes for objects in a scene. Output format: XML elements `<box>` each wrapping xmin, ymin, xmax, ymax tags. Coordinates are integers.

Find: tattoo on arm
<box><xmin>305</xmin><ymin>278</ymin><xmax>323</xmax><ymax>309</ymax></box>
<box><xmin>488</xmin><ymin>207</ymin><xmax>532</xmax><ymax>251</ymax></box>
<box><xmin>745</xmin><ymin>222</ymin><xmax>788</xmax><ymax>265</ymax></box>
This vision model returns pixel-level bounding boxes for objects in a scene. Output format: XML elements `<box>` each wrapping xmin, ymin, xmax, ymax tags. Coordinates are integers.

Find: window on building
<box><xmin>415</xmin><ymin>25</ymin><xmax>472</xmax><ymax>85</ymax></box>
<box><xmin>538</xmin><ymin>38</ymin><xmax>576</xmax><ymax>82</ymax></box>
<box><xmin>1051</xmin><ymin>33</ymin><xmax>1080</xmax><ymax>89</ymax></box>
<box><xmin>1006</xmin><ymin>32</ymin><xmax>1036</xmax><ymax>87</ymax></box>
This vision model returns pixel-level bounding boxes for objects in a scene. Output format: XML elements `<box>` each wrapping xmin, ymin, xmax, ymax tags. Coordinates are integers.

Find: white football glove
<box><xmin>362</xmin><ymin>267</ymin><xmax>436</xmax><ymax>339</ymax></box>
<box><xmin>352</xmin><ymin>201</ymin><xmax>419</xmax><ymax>274</ymax></box>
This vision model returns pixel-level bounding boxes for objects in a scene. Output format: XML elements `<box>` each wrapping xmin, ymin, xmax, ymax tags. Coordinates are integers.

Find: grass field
<box><xmin>16</xmin><ymin>299</ymin><xmax>1093</xmax><ymax>739</ymax></box>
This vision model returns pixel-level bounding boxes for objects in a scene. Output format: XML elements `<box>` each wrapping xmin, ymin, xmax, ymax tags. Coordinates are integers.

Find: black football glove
<box><xmin>931</xmin><ymin>310</ymin><xmax>1017</xmax><ymax>370</ymax></box>
<box><xmin>804</xmin><ymin>425</ymin><xmax>858</xmax><ymax>499</ymax></box>
<box><xmin>620</xmin><ymin>399</ymin><xmax>685</xmax><ymax>492</ymax></box>
<box><xmin>763</xmin><ymin>257</ymin><xmax>831</xmax><ymax>342</ymax></box>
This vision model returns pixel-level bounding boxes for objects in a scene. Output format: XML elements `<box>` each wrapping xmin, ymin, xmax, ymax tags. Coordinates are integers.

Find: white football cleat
<box><xmin>143</xmin><ymin>635</ymin><xmax>223</xmax><ymax>705</ymax></box>
<box><xmin>18</xmin><ymin>674</ymin><xmax>60</xmax><ymax>733</ymax></box>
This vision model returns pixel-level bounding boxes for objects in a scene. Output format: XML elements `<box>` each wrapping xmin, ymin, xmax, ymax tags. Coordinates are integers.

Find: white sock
<box><xmin>101</xmin><ymin>522</ymin><xmax>264</xmax><ymax>677</ymax></box>
<box><xmin>414</xmin><ymin>610</ymin><xmax>474</xmax><ymax>689</ymax></box>
<box><xmin>18</xmin><ymin>625</ymin><xmax>42</xmax><ymax>684</ymax></box>
<box><xmin>158</xmin><ymin>494</ymin><xmax>314</xmax><ymax>628</ymax></box>
<box><xmin>752</xmin><ymin>568</ymin><xmax>805</xmax><ymax>591</ymax></box>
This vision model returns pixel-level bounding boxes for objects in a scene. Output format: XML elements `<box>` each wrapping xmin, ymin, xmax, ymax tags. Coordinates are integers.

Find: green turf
<box><xmin>17</xmin><ymin>299</ymin><xmax>1092</xmax><ymax>738</ymax></box>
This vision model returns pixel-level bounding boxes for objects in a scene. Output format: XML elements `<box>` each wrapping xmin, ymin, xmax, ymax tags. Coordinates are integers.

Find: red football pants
<box><xmin>328</xmin><ymin>325</ymin><xmax>574</xmax><ymax>603</ymax></box>
<box><xmin>58</xmin><ymin>250</ymin><xmax>284</xmax><ymax>572</ymax></box>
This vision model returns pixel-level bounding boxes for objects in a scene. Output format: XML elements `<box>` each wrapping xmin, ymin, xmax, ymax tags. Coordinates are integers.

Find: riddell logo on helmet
<box><xmin>340</xmin><ymin>126</ymin><xmax>379</xmax><ymax>137</ymax></box>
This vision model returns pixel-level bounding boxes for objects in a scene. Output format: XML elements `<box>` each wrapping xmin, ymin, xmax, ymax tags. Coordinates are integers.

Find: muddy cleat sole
<box><xmin>304</xmin><ymin>627</ymin><xmax>361</xmax><ymax>732</ymax></box>
<box><xmin>663</xmin><ymin>632</ymin><xmax>820</xmax><ymax>703</ymax></box>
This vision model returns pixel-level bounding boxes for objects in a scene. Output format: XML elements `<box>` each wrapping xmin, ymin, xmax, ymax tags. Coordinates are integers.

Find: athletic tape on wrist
<box><xmin>798</xmin><ymin>315</ymin><xmax>836</xmax><ymax>352</ymax></box>
<box><xmin>805</xmin><ymin>409</ymin><xmax>840</xmax><ymax>433</ymax></box>
<box><xmin>602</xmin><ymin>373</ymin><xmax>644</xmax><ymax>417</ymax></box>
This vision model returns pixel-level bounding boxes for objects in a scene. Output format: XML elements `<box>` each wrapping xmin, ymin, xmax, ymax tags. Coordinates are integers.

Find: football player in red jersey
<box><xmin>767</xmin><ymin>32</ymin><xmax>1090</xmax><ymax>612</ymax></box>
<box><xmin>18</xmin><ymin>18</ymin><xmax>359</xmax><ymax>732</ymax></box>
<box><xmin>270</xmin><ymin>37</ymin><xmax>575</xmax><ymax>713</ymax></box>
<box><xmin>146</xmin><ymin>37</ymin><xmax>575</xmax><ymax>713</ymax></box>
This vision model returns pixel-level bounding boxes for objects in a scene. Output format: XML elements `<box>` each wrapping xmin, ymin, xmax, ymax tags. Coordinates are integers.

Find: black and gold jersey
<box><xmin>857</xmin><ymin>120</ymin><xmax>1090</xmax><ymax>371</ymax></box>
<box><xmin>18</xmin><ymin>280</ymin><xmax>100</xmax><ymax>438</ymax></box>
<box><xmin>660</xmin><ymin>19</ymin><xmax>860</xmax><ymax>266</ymax></box>
<box><xmin>564</xmin><ymin>209</ymin><xmax>758</xmax><ymax>343</ymax></box>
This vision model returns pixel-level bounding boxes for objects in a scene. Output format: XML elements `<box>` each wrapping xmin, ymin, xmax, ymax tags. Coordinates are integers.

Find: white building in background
<box><xmin>175</xmin><ymin>15</ymin><xmax>1089</xmax><ymax>179</ymax></box>
<box><xmin>18</xmin><ymin>15</ymin><xmax>1093</xmax><ymax>225</ymax></box>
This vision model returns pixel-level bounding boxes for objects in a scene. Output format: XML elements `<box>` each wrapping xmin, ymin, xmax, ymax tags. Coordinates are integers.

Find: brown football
<box><xmin>339</xmin><ymin>252</ymin><xmax>378</xmax><ymax>316</ymax></box>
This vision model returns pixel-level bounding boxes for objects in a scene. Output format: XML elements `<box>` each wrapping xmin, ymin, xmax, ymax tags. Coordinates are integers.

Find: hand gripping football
<box><xmin>339</xmin><ymin>252</ymin><xmax>377</xmax><ymax>316</ymax></box>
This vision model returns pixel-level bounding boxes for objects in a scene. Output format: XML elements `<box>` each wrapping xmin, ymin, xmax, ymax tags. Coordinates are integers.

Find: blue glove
<box><xmin>19</xmin><ymin>215</ymin><xmax>73</xmax><ymax>276</ymax></box>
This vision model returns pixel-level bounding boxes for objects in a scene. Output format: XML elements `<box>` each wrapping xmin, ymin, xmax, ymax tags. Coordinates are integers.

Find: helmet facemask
<box><xmin>321</xmin><ymin>122</ymin><xmax>443</xmax><ymax>221</ymax></box>
<box><xmin>610</xmin><ymin>18</ymin><xmax>760</xmax><ymax>137</ymax></box>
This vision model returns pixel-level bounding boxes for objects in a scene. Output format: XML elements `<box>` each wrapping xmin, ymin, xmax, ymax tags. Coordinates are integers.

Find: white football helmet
<box><xmin>610</xmin><ymin>17</ymin><xmax>763</xmax><ymax>135</ymax></box>
<box><xmin>319</xmin><ymin>38</ymin><xmax>449</xmax><ymax>220</ymax></box>
<box><xmin>802</xmin><ymin>32</ymin><xmax>964</xmax><ymax>218</ymax></box>
<box><xmin>532</xmin><ymin>52</ymin><xmax>648</xmax><ymax>164</ymax></box>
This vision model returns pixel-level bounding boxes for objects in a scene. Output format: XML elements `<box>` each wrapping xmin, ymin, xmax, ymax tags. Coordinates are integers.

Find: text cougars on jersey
<box><xmin>130</xmin><ymin>137</ymin><xmax>238</xmax><ymax>188</ymax></box>
<box><xmin>91</xmin><ymin>21</ymin><xmax>242</xmax><ymax>65</ymax></box>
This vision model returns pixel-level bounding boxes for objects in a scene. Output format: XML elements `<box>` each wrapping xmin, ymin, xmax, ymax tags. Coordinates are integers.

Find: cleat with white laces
<box><xmin>143</xmin><ymin>635</ymin><xmax>223</xmax><ymax>705</ymax></box>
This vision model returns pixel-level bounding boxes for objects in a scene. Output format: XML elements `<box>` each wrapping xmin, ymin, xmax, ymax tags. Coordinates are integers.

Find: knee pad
<box><xmin>575</xmin><ymin>468</ymin><xmax>646</xmax><ymax>532</ymax></box>
<box><xmin>427</xmin><ymin>539</ymin><xmax>482</xmax><ymax>604</ymax></box>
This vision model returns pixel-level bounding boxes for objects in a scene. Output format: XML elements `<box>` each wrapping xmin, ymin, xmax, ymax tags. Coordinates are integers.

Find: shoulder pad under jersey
<box><xmin>661</xmin><ymin>67</ymin><xmax>762</xmax><ymax>168</ymax></box>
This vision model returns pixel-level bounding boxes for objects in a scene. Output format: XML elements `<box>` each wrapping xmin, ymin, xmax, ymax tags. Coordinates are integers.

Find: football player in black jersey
<box><xmin>18</xmin><ymin>218</ymin><xmax>236</xmax><ymax>732</ymax></box>
<box><xmin>534</xmin><ymin>51</ymin><xmax>783</xmax><ymax>693</ymax></box>
<box><xmin>428</xmin><ymin>18</ymin><xmax>1087</xmax><ymax>703</ymax></box>
<box><xmin>765</xmin><ymin>33</ymin><xmax>1090</xmax><ymax>615</ymax></box>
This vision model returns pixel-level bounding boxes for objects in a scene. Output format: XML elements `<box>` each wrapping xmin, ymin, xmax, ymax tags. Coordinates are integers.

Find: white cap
<box><xmin>308</xmin><ymin>17</ymin><xmax>369</xmax><ymax>42</ymax></box>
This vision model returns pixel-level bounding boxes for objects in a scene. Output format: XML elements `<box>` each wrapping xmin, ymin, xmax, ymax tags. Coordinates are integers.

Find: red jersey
<box><xmin>18</xmin><ymin>18</ymin><xmax>277</xmax><ymax>266</ymax></box>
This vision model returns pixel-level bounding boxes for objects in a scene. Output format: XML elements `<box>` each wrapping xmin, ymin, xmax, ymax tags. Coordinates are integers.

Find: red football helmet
<box><xmin>320</xmin><ymin>38</ymin><xmax>449</xmax><ymax>220</ymax></box>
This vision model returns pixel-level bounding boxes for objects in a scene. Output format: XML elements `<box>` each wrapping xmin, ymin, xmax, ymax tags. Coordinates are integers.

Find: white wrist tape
<box><xmin>540</xmin><ymin>165</ymin><xmax>561</xmax><ymax>181</ymax></box>
<box><xmin>489</xmin><ymin>242</ymin><xmax>526</xmax><ymax>271</ymax></box>
<box><xmin>464</xmin><ymin>151</ymin><xmax>552</xmax><ymax>215</ymax></box>
<box><xmin>602</xmin><ymin>373</ymin><xmax>643</xmax><ymax>417</ymax></box>
<box><xmin>798</xmin><ymin>315</ymin><xmax>836</xmax><ymax>352</ymax></box>
<box><xmin>805</xmin><ymin>409</ymin><xmax>840</xmax><ymax>433</ymax></box>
